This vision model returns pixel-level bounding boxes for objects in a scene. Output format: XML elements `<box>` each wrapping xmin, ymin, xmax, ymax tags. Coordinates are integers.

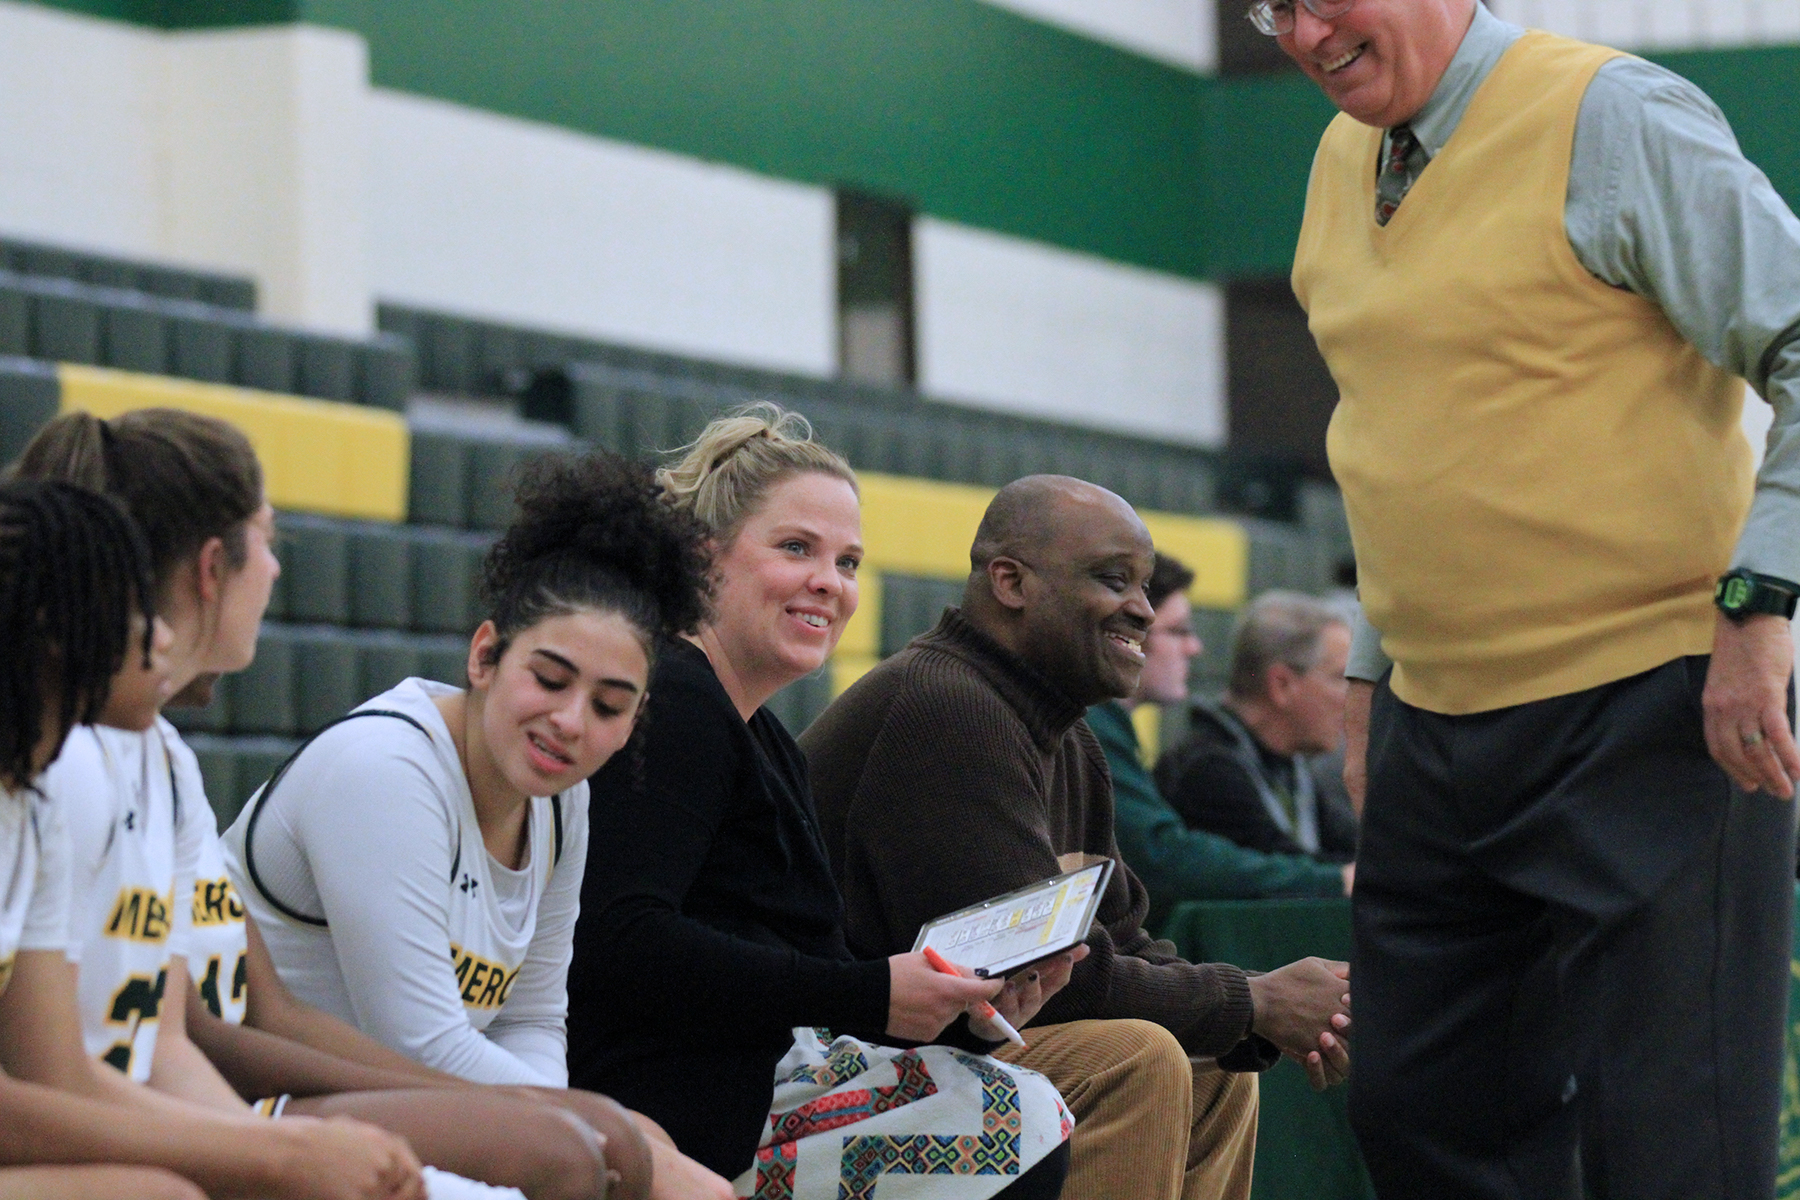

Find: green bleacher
<box><xmin>0</xmin><ymin>242</ymin><xmax>411</xmax><ymax>411</ymax></box>
<box><xmin>0</xmin><ymin>239</ymin><xmax>1353</xmax><ymax>826</ymax></box>
<box><xmin>1</xmin><ymin>235</ymin><xmax>257</xmax><ymax>310</ymax></box>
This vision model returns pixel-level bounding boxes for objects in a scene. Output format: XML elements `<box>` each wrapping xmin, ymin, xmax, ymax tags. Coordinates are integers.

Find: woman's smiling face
<box><xmin>704</xmin><ymin>471</ymin><xmax>863</xmax><ymax>698</ymax></box>
<box><xmin>471</xmin><ymin>609</ymin><xmax>650</xmax><ymax>797</ymax></box>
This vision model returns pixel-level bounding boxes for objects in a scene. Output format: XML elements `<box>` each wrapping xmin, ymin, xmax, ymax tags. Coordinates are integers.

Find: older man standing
<box><xmin>1274</xmin><ymin>0</ymin><xmax>1800</xmax><ymax>1194</ymax></box>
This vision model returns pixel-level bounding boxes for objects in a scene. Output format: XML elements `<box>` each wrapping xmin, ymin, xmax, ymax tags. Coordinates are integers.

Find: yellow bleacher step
<box><xmin>58</xmin><ymin>363</ymin><xmax>409</xmax><ymax>523</ymax></box>
<box><xmin>856</xmin><ymin>471</ymin><xmax>1247</xmax><ymax>608</ymax></box>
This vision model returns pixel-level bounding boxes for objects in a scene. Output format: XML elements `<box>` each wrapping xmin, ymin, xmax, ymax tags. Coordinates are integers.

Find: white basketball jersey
<box><xmin>43</xmin><ymin>719</ymin><xmax>208</xmax><ymax>1081</ymax></box>
<box><xmin>223</xmin><ymin>679</ymin><xmax>587</xmax><ymax>1086</ymax></box>
<box><xmin>0</xmin><ymin>783</ymin><xmax>73</xmax><ymax>999</ymax></box>
<box><xmin>188</xmin><ymin>812</ymin><xmax>250</xmax><ymax>1026</ymax></box>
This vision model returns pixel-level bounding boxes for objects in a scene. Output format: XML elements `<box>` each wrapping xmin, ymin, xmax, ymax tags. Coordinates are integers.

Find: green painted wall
<box><xmin>19</xmin><ymin>1</ymin><xmax>1800</xmax><ymax>283</ymax></box>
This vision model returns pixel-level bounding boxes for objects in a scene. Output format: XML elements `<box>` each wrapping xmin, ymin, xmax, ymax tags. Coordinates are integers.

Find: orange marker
<box><xmin>923</xmin><ymin>946</ymin><xmax>1026</xmax><ymax>1048</ymax></box>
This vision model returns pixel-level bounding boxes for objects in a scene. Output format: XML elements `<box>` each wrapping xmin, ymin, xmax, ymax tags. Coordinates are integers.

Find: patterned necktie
<box><xmin>1376</xmin><ymin>125</ymin><xmax>1426</xmax><ymax>226</ymax></box>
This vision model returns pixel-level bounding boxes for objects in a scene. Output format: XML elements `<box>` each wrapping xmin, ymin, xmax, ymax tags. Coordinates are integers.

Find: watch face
<box><xmin>1722</xmin><ymin>575</ymin><xmax>1754</xmax><ymax>611</ymax></box>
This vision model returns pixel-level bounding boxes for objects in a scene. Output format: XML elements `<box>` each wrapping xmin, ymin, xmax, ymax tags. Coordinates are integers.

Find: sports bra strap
<box><xmin>551</xmin><ymin>793</ymin><xmax>563</xmax><ymax>868</ymax></box>
<box><xmin>240</xmin><ymin>709</ymin><xmax>566</xmax><ymax>929</ymax></box>
<box><xmin>241</xmin><ymin>709</ymin><xmax>433</xmax><ymax>928</ymax></box>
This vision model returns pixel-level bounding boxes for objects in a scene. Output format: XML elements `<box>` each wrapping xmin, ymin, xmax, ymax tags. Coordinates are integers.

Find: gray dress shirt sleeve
<box><xmin>1348</xmin><ymin>53</ymin><xmax>1800</xmax><ymax>683</ymax></box>
<box><xmin>1566</xmin><ymin>58</ymin><xmax>1800</xmax><ymax>585</ymax></box>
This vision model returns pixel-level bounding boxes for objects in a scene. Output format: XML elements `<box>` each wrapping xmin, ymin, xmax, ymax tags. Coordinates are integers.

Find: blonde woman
<box><xmin>570</xmin><ymin>407</ymin><xmax>1075</xmax><ymax>1200</ymax></box>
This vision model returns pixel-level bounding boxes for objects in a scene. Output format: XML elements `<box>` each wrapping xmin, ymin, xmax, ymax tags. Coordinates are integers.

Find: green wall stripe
<box><xmin>304</xmin><ymin>0</ymin><xmax>1213</xmax><ymax>280</ymax></box>
<box><xmin>19</xmin><ymin>1</ymin><xmax>1800</xmax><ymax>284</ymax></box>
<box><xmin>1203</xmin><ymin>72</ymin><xmax>1338</xmax><ymax>280</ymax></box>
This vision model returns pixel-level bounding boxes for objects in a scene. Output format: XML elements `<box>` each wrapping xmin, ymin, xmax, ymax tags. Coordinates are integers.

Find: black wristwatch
<box><xmin>1714</xmin><ymin>568</ymin><xmax>1800</xmax><ymax>621</ymax></box>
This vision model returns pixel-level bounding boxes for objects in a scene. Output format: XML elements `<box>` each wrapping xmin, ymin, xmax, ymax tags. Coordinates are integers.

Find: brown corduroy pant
<box><xmin>994</xmin><ymin>1019</ymin><xmax>1258</xmax><ymax>1200</ymax></box>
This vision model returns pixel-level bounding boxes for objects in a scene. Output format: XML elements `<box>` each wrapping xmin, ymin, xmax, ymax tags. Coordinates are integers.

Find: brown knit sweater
<box><xmin>801</xmin><ymin>608</ymin><xmax>1265</xmax><ymax>1064</ymax></box>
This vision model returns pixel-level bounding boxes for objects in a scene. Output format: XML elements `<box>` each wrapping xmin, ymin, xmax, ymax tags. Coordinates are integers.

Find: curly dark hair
<box><xmin>0</xmin><ymin>479</ymin><xmax>157</xmax><ymax>788</ymax></box>
<box><xmin>479</xmin><ymin>451</ymin><xmax>711</xmax><ymax>666</ymax></box>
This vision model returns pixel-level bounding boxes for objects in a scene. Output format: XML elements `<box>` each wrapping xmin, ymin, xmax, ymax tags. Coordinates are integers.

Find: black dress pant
<box><xmin>1349</xmin><ymin>657</ymin><xmax>1796</xmax><ymax>1200</ymax></box>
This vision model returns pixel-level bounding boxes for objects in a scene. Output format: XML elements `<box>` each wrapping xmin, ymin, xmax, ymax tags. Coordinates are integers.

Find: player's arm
<box><xmin>145</xmin><ymin>957</ymin><xmax>256</xmax><ymax>1111</ymax></box>
<box><xmin>0</xmin><ymin>949</ymin><xmax>424</xmax><ymax>1200</ymax></box>
<box><xmin>482</xmin><ymin>798</ymin><xmax>587</xmax><ymax>1084</ymax></box>
<box><xmin>187</xmin><ymin>977</ymin><xmax>450</xmax><ymax>1100</ymax></box>
<box><xmin>237</xmin><ymin>917</ymin><xmax>459</xmax><ymax>1088</ymax></box>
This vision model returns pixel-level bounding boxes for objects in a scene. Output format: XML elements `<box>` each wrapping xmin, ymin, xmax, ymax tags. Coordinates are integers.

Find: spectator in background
<box><xmin>1095</xmin><ymin>558</ymin><xmax>1350</xmax><ymax>934</ymax></box>
<box><xmin>1155</xmin><ymin>592</ymin><xmax>1356</xmax><ymax>864</ymax></box>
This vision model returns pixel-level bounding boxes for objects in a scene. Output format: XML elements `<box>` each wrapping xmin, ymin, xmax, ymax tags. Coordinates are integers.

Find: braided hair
<box><xmin>0</xmin><ymin>479</ymin><xmax>157</xmax><ymax>788</ymax></box>
<box><xmin>480</xmin><ymin>450</ymin><xmax>712</xmax><ymax>666</ymax></box>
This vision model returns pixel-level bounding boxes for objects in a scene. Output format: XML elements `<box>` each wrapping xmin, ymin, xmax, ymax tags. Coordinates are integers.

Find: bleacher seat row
<box><xmin>382</xmin><ymin>303</ymin><xmax>1314</xmax><ymax>525</ymax></box>
<box><xmin>0</xmin><ymin>234</ymin><xmax>256</xmax><ymax>311</ymax></box>
<box><xmin>0</xmin><ymin>270</ymin><xmax>410</xmax><ymax>410</ymax></box>
<box><xmin>0</xmin><ymin>234</ymin><xmax>1357</xmax><ymax>824</ymax></box>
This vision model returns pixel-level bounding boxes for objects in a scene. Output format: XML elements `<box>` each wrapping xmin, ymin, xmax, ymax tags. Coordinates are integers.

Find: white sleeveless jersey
<box><xmin>42</xmin><ymin>719</ymin><xmax>210</xmax><ymax>1081</ymax></box>
<box><xmin>188</xmin><ymin>810</ymin><xmax>250</xmax><ymax>1025</ymax></box>
<box><xmin>223</xmin><ymin>678</ymin><xmax>588</xmax><ymax>1086</ymax></box>
<box><xmin>0</xmin><ymin>783</ymin><xmax>73</xmax><ymax>998</ymax></box>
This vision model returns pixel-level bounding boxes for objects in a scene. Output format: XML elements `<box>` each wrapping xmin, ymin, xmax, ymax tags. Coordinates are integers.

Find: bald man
<box><xmin>802</xmin><ymin>477</ymin><xmax>1352</xmax><ymax>1200</ymax></box>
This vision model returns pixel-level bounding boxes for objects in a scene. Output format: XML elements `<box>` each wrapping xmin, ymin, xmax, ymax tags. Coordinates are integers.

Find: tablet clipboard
<box><xmin>911</xmin><ymin>856</ymin><xmax>1115</xmax><ymax>979</ymax></box>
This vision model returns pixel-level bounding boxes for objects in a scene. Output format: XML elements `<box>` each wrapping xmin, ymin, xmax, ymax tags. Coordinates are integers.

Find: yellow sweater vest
<box><xmin>1293</xmin><ymin>31</ymin><xmax>1750</xmax><ymax>715</ymax></box>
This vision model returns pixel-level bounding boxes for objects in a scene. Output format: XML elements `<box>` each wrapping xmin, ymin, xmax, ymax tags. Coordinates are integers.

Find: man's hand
<box><xmin>1343</xmin><ymin>680</ymin><xmax>1375</xmax><ymax>816</ymax></box>
<box><xmin>1246</xmin><ymin>958</ymin><xmax>1351</xmax><ymax>1092</ymax></box>
<box><xmin>1703</xmin><ymin>612</ymin><xmax>1800</xmax><ymax>799</ymax></box>
<box><xmin>271</xmin><ymin>1115</ymin><xmax>426</xmax><ymax>1200</ymax></box>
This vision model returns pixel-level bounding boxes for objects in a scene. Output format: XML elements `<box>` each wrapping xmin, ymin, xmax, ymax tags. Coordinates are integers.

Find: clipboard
<box><xmin>911</xmin><ymin>854</ymin><xmax>1115</xmax><ymax>978</ymax></box>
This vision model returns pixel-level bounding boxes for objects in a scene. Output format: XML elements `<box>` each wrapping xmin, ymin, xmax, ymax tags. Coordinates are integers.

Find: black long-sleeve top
<box><xmin>567</xmin><ymin>639</ymin><xmax>890</xmax><ymax>1177</ymax></box>
<box><xmin>1153</xmin><ymin>705</ymin><xmax>1358</xmax><ymax>864</ymax></box>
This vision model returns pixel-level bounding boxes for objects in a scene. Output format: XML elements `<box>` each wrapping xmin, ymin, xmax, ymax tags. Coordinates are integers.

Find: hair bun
<box><xmin>482</xmin><ymin>451</ymin><xmax>711</xmax><ymax>642</ymax></box>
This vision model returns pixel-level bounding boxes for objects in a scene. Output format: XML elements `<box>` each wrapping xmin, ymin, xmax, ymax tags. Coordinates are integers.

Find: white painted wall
<box><xmin>977</xmin><ymin>0</ymin><xmax>1217</xmax><ymax>72</ymax></box>
<box><xmin>366</xmin><ymin>91</ymin><xmax>836</xmax><ymax>377</ymax></box>
<box><xmin>1489</xmin><ymin>0</ymin><xmax>1800</xmax><ymax>48</ymax></box>
<box><xmin>0</xmin><ymin>2</ymin><xmax>161</xmax><ymax>257</ymax></box>
<box><xmin>160</xmin><ymin>26</ymin><xmax>372</xmax><ymax>333</ymax></box>
<box><xmin>916</xmin><ymin>219</ymin><xmax>1227</xmax><ymax>447</ymax></box>
<box><xmin>0</xmin><ymin>2</ymin><xmax>371</xmax><ymax>331</ymax></box>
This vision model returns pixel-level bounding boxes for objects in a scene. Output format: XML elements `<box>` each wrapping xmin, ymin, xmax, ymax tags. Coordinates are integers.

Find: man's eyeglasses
<box><xmin>1247</xmin><ymin>0</ymin><xmax>1357</xmax><ymax>36</ymax></box>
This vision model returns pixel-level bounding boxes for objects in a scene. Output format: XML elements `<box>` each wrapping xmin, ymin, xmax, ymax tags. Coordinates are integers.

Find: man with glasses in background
<box><xmin>1266</xmin><ymin>0</ymin><xmax>1800</xmax><ymax>1196</ymax></box>
<box><xmin>1153</xmin><ymin>591</ymin><xmax>1359</xmax><ymax>868</ymax></box>
<box><xmin>1095</xmin><ymin>562</ymin><xmax>1353</xmax><ymax>937</ymax></box>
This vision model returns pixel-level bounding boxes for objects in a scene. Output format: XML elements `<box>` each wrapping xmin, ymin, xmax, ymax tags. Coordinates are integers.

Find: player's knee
<box><xmin>552</xmin><ymin>1090</ymin><xmax>653</xmax><ymax>1200</ymax></box>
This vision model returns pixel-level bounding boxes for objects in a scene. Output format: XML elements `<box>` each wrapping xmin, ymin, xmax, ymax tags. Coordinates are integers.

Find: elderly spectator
<box><xmin>1155</xmin><ymin>592</ymin><xmax>1357</xmax><ymax>864</ymax></box>
<box><xmin>1095</xmin><ymin>561</ymin><xmax>1350</xmax><ymax>933</ymax></box>
<box><xmin>1273</xmin><ymin>0</ymin><xmax>1800</xmax><ymax>1191</ymax></box>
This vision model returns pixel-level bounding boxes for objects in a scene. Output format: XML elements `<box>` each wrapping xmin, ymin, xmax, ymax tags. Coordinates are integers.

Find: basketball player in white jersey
<box><xmin>18</xmin><ymin>410</ymin><xmax>729</xmax><ymax>1200</ymax></box>
<box><xmin>0</xmin><ymin>477</ymin><xmax>426</xmax><ymax>1200</ymax></box>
